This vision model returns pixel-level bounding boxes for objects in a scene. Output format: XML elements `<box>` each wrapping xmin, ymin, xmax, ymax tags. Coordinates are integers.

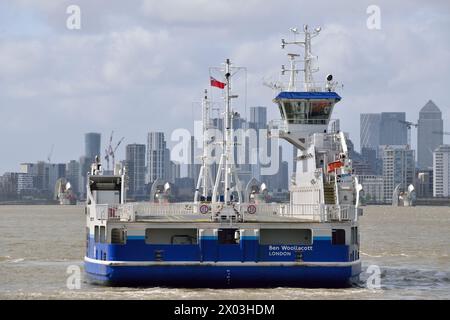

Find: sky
<box><xmin>0</xmin><ymin>0</ymin><xmax>449</xmax><ymax>173</ymax></box>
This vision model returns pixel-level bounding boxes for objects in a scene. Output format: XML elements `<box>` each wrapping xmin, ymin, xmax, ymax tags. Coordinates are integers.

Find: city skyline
<box><xmin>1</xmin><ymin>1</ymin><xmax>450</xmax><ymax>173</ymax></box>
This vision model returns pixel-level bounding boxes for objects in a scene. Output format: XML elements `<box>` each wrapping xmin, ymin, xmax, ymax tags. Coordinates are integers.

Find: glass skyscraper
<box><xmin>418</xmin><ymin>100</ymin><xmax>443</xmax><ymax>169</ymax></box>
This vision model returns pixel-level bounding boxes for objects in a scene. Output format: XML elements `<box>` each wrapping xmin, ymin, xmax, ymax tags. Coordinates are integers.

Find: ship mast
<box><xmin>194</xmin><ymin>90</ymin><xmax>214</xmax><ymax>203</ymax></box>
<box><xmin>281</xmin><ymin>25</ymin><xmax>321</xmax><ymax>92</ymax></box>
<box><xmin>212</xmin><ymin>59</ymin><xmax>242</xmax><ymax>204</ymax></box>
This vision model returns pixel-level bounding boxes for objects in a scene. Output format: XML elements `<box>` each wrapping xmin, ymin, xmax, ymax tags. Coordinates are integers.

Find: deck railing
<box><xmin>93</xmin><ymin>202</ymin><xmax>357</xmax><ymax>223</ymax></box>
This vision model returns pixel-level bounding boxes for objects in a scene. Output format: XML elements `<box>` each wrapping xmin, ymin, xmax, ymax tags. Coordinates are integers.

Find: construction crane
<box><xmin>110</xmin><ymin>136</ymin><xmax>125</xmax><ymax>171</ymax></box>
<box><xmin>433</xmin><ymin>131</ymin><xmax>450</xmax><ymax>135</ymax></box>
<box><xmin>104</xmin><ymin>131</ymin><xmax>125</xmax><ymax>172</ymax></box>
<box><xmin>398</xmin><ymin>120</ymin><xmax>418</xmax><ymax>148</ymax></box>
<box><xmin>47</xmin><ymin>144</ymin><xmax>54</xmax><ymax>163</ymax></box>
<box><xmin>104</xmin><ymin>131</ymin><xmax>114</xmax><ymax>171</ymax></box>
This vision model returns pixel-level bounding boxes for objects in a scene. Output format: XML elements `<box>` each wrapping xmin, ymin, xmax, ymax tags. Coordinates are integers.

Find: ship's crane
<box><xmin>398</xmin><ymin>120</ymin><xmax>418</xmax><ymax>148</ymax></box>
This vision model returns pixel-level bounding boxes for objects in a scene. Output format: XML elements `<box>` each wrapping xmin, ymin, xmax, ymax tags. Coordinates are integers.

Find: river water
<box><xmin>0</xmin><ymin>205</ymin><xmax>449</xmax><ymax>299</ymax></box>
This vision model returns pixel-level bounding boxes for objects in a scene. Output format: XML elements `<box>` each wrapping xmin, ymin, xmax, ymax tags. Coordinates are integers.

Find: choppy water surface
<box><xmin>0</xmin><ymin>205</ymin><xmax>449</xmax><ymax>299</ymax></box>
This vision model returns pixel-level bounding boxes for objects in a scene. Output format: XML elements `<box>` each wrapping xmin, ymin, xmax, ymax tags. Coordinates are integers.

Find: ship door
<box><xmin>217</xmin><ymin>229</ymin><xmax>241</xmax><ymax>261</ymax></box>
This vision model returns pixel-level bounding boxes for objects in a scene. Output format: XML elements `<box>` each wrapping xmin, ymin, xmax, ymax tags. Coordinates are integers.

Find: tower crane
<box><xmin>433</xmin><ymin>131</ymin><xmax>450</xmax><ymax>135</ymax></box>
<box><xmin>104</xmin><ymin>131</ymin><xmax>125</xmax><ymax>172</ymax></box>
<box><xmin>47</xmin><ymin>144</ymin><xmax>54</xmax><ymax>163</ymax></box>
<box><xmin>110</xmin><ymin>136</ymin><xmax>125</xmax><ymax>171</ymax></box>
<box><xmin>104</xmin><ymin>131</ymin><xmax>114</xmax><ymax>171</ymax></box>
<box><xmin>398</xmin><ymin>120</ymin><xmax>418</xmax><ymax>148</ymax></box>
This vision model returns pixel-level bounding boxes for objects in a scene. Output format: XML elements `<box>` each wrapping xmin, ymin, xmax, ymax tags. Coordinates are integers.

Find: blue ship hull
<box><xmin>84</xmin><ymin>236</ymin><xmax>361</xmax><ymax>288</ymax></box>
<box><xmin>85</xmin><ymin>260</ymin><xmax>361</xmax><ymax>288</ymax></box>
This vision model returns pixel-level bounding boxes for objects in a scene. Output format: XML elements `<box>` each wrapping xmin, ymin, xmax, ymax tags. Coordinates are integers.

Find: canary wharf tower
<box><xmin>418</xmin><ymin>100</ymin><xmax>443</xmax><ymax>169</ymax></box>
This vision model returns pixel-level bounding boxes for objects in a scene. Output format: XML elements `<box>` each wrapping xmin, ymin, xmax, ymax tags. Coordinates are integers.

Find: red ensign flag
<box><xmin>327</xmin><ymin>161</ymin><xmax>343</xmax><ymax>173</ymax></box>
<box><xmin>210</xmin><ymin>76</ymin><xmax>226</xmax><ymax>89</ymax></box>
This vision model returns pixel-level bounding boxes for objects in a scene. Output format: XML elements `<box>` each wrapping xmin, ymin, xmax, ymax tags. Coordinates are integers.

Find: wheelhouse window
<box><xmin>282</xmin><ymin>100</ymin><xmax>332</xmax><ymax>125</ymax></box>
<box><xmin>309</xmin><ymin>101</ymin><xmax>332</xmax><ymax>123</ymax></box>
<box><xmin>277</xmin><ymin>102</ymin><xmax>285</xmax><ymax>119</ymax></box>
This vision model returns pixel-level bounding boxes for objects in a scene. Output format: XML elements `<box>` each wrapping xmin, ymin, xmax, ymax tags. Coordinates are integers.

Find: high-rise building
<box><xmin>360</xmin><ymin>113</ymin><xmax>381</xmax><ymax>151</ymax></box>
<box><xmin>19</xmin><ymin>162</ymin><xmax>65</xmax><ymax>197</ymax></box>
<box><xmin>125</xmin><ymin>144</ymin><xmax>146</xmax><ymax>198</ymax></box>
<box><xmin>0</xmin><ymin>172</ymin><xmax>19</xmax><ymax>200</ymax></box>
<box><xmin>79</xmin><ymin>132</ymin><xmax>101</xmax><ymax>199</ymax></box>
<box><xmin>248</xmin><ymin>107</ymin><xmax>268</xmax><ymax>182</ymax></box>
<box><xmin>261</xmin><ymin>145</ymin><xmax>287</xmax><ymax>191</ymax></box>
<box><xmin>416</xmin><ymin>169</ymin><xmax>433</xmax><ymax>198</ymax></box>
<box><xmin>357</xmin><ymin>175</ymin><xmax>384</xmax><ymax>204</ymax></box>
<box><xmin>418</xmin><ymin>100</ymin><xmax>443</xmax><ymax>169</ymax></box>
<box><xmin>147</xmin><ymin>132</ymin><xmax>167</xmax><ymax>185</ymax></box>
<box><xmin>361</xmin><ymin>147</ymin><xmax>380</xmax><ymax>175</ymax></box>
<box><xmin>66</xmin><ymin>160</ymin><xmax>80</xmax><ymax>196</ymax></box>
<box><xmin>433</xmin><ymin>145</ymin><xmax>450</xmax><ymax>197</ymax></box>
<box><xmin>249</xmin><ymin>106</ymin><xmax>267</xmax><ymax>128</ymax></box>
<box><xmin>163</xmin><ymin>147</ymin><xmax>180</xmax><ymax>183</ymax></box>
<box><xmin>85</xmin><ymin>132</ymin><xmax>101</xmax><ymax>160</ymax></box>
<box><xmin>187</xmin><ymin>136</ymin><xmax>201</xmax><ymax>182</ymax></box>
<box><xmin>380</xmin><ymin>145</ymin><xmax>415</xmax><ymax>202</ymax></box>
<box><xmin>17</xmin><ymin>173</ymin><xmax>34</xmax><ymax>195</ymax></box>
<box><xmin>48</xmin><ymin>163</ymin><xmax>66</xmax><ymax>193</ymax></box>
<box><xmin>379</xmin><ymin>112</ymin><xmax>407</xmax><ymax>146</ymax></box>
<box><xmin>168</xmin><ymin>160</ymin><xmax>181</xmax><ymax>183</ymax></box>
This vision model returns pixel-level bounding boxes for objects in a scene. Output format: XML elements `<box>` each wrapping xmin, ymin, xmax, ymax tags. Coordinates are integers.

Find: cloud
<box><xmin>0</xmin><ymin>0</ymin><xmax>449</xmax><ymax>173</ymax></box>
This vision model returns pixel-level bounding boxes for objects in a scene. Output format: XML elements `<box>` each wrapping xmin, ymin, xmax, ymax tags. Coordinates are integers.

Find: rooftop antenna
<box><xmin>281</xmin><ymin>24</ymin><xmax>321</xmax><ymax>91</ymax></box>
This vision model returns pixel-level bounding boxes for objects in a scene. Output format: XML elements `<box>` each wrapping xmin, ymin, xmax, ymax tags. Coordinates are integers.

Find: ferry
<box><xmin>84</xmin><ymin>25</ymin><xmax>363</xmax><ymax>288</ymax></box>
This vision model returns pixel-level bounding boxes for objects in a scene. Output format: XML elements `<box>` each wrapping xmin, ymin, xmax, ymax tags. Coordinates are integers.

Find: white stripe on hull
<box><xmin>84</xmin><ymin>256</ymin><xmax>360</xmax><ymax>268</ymax></box>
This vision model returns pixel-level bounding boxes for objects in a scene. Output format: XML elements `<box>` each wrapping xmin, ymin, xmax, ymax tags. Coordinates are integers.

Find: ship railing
<box><xmin>94</xmin><ymin>204</ymin><xmax>121</xmax><ymax>221</ymax></box>
<box><xmin>241</xmin><ymin>203</ymin><xmax>356</xmax><ymax>222</ymax></box>
<box><xmin>240</xmin><ymin>203</ymin><xmax>288</xmax><ymax>220</ymax></box>
<box><xmin>94</xmin><ymin>202</ymin><xmax>357</xmax><ymax>222</ymax></box>
<box><xmin>119</xmin><ymin>202</ymin><xmax>200</xmax><ymax>221</ymax></box>
<box><xmin>270</xmin><ymin>80</ymin><xmax>334</xmax><ymax>93</ymax></box>
<box><xmin>321</xmin><ymin>204</ymin><xmax>356</xmax><ymax>222</ymax></box>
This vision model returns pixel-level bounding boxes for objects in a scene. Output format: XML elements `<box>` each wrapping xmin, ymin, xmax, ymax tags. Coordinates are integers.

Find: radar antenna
<box><xmin>280</xmin><ymin>24</ymin><xmax>321</xmax><ymax>91</ymax></box>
